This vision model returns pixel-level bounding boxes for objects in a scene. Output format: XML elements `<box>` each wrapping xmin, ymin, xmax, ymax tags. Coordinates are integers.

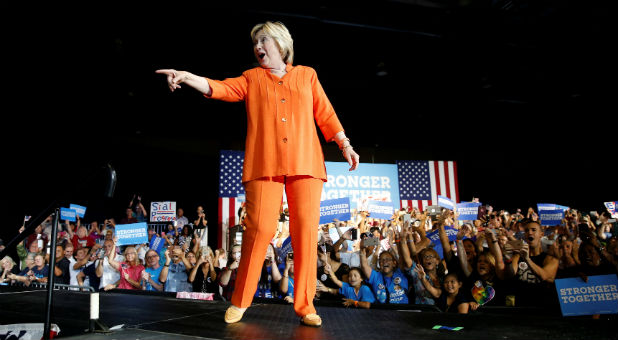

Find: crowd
<box><xmin>2</xmin><ymin>198</ymin><xmax>617</xmax><ymax>315</ymax></box>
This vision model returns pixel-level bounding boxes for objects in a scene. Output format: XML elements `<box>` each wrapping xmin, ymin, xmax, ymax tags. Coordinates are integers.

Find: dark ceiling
<box><xmin>3</xmin><ymin>0</ymin><xmax>616</xmax><ymax>235</ymax></box>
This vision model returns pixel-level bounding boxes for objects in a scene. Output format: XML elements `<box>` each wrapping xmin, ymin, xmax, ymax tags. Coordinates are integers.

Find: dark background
<box><xmin>3</xmin><ymin>1</ymin><xmax>615</xmax><ymax>248</ymax></box>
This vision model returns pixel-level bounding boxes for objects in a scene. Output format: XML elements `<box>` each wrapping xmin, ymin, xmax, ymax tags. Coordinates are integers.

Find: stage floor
<box><xmin>0</xmin><ymin>288</ymin><xmax>615</xmax><ymax>340</ymax></box>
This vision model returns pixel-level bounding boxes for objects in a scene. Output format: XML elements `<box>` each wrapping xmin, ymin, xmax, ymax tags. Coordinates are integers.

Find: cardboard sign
<box><xmin>456</xmin><ymin>202</ymin><xmax>481</xmax><ymax>221</ymax></box>
<box><xmin>69</xmin><ymin>204</ymin><xmax>87</xmax><ymax>218</ymax></box>
<box><xmin>150</xmin><ymin>201</ymin><xmax>177</xmax><ymax>222</ymax></box>
<box><xmin>149</xmin><ymin>236</ymin><xmax>165</xmax><ymax>253</ymax></box>
<box><xmin>426</xmin><ymin>226</ymin><xmax>458</xmax><ymax>260</ymax></box>
<box><xmin>555</xmin><ymin>274</ymin><xmax>618</xmax><ymax>316</ymax></box>
<box><xmin>604</xmin><ymin>202</ymin><xmax>618</xmax><ymax>218</ymax></box>
<box><xmin>115</xmin><ymin>222</ymin><xmax>148</xmax><ymax>246</ymax></box>
<box><xmin>319</xmin><ymin>197</ymin><xmax>351</xmax><ymax>224</ymax></box>
<box><xmin>323</xmin><ymin>162</ymin><xmax>400</xmax><ymax>210</ymax></box>
<box><xmin>60</xmin><ymin>208</ymin><xmax>77</xmax><ymax>222</ymax></box>
<box><xmin>539</xmin><ymin>209</ymin><xmax>564</xmax><ymax>226</ymax></box>
<box><xmin>437</xmin><ymin>195</ymin><xmax>455</xmax><ymax>211</ymax></box>
<box><xmin>367</xmin><ymin>200</ymin><xmax>394</xmax><ymax>220</ymax></box>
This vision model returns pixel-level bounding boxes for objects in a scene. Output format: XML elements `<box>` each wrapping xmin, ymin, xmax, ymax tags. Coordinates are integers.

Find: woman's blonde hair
<box><xmin>198</xmin><ymin>246</ymin><xmax>214</xmax><ymax>260</ymax></box>
<box><xmin>251</xmin><ymin>21</ymin><xmax>294</xmax><ymax>64</ymax></box>
<box><xmin>124</xmin><ymin>246</ymin><xmax>139</xmax><ymax>264</ymax></box>
<box><xmin>1</xmin><ymin>256</ymin><xmax>16</xmax><ymax>267</ymax></box>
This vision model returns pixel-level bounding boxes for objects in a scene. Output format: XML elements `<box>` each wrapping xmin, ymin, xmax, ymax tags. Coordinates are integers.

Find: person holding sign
<box><xmin>107</xmin><ymin>241</ymin><xmax>145</xmax><ymax>290</ymax></box>
<box><xmin>156</xmin><ymin>21</ymin><xmax>359</xmax><ymax>327</ymax></box>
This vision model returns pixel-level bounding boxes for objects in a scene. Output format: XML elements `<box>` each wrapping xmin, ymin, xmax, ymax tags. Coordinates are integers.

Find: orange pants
<box><xmin>231</xmin><ymin>175</ymin><xmax>323</xmax><ymax>317</ymax></box>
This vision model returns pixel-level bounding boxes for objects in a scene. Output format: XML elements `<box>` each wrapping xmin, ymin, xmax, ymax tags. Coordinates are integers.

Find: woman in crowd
<box><xmin>108</xmin><ymin>244</ymin><xmax>145</xmax><ymax>290</ymax></box>
<box><xmin>219</xmin><ymin>244</ymin><xmax>242</xmax><ymax>301</ymax></box>
<box><xmin>407</xmin><ymin>248</ymin><xmax>443</xmax><ymax>305</ymax></box>
<box><xmin>458</xmin><ymin>229</ymin><xmax>508</xmax><ymax>307</ymax></box>
<box><xmin>437</xmin><ymin>211</ymin><xmax>477</xmax><ymax>278</ymax></box>
<box><xmin>435</xmin><ymin>272</ymin><xmax>472</xmax><ymax>313</ymax></box>
<box><xmin>0</xmin><ymin>256</ymin><xmax>20</xmax><ymax>284</ymax></box>
<box><xmin>189</xmin><ymin>246</ymin><xmax>220</xmax><ymax>298</ymax></box>
<box><xmin>316</xmin><ymin>243</ymin><xmax>349</xmax><ymax>300</ymax></box>
<box><xmin>360</xmin><ymin>239</ymin><xmax>409</xmax><ymax>304</ymax></box>
<box><xmin>318</xmin><ymin>265</ymin><xmax>375</xmax><ymax>309</ymax></box>
<box><xmin>178</xmin><ymin>225</ymin><xmax>193</xmax><ymax>252</ymax></box>
<box><xmin>279</xmin><ymin>252</ymin><xmax>295</xmax><ymax>303</ymax></box>
<box><xmin>186</xmin><ymin>251</ymin><xmax>198</xmax><ymax>267</ymax></box>
<box><xmin>255</xmin><ymin>243</ymin><xmax>283</xmax><ymax>299</ymax></box>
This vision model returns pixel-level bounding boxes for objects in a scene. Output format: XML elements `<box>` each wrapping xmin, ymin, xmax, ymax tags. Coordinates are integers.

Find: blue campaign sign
<box><xmin>457</xmin><ymin>202</ymin><xmax>481</xmax><ymax>221</ymax></box>
<box><xmin>555</xmin><ymin>274</ymin><xmax>618</xmax><ymax>316</ymax></box>
<box><xmin>276</xmin><ymin>237</ymin><xmax>292</xmax><ymax>263</ymax></box>
<box><xmin>70</xmin><ymin>204</ymin><xmax>87</xmax><ymax>218</ymax></box>
<box><xmin>367</xmin><ymin>200</ymin><xmax>394</xmax><ymax>220</ymax></box>
<box><xmin>438</xmin><ymin>195</ymin><xmax>455</xmax><ymax>210</ymax></box>
<box><xmin>115</xmin><ymin>222</ymin><xmax>149</xmax><ymax>246</ymax></box>
<box><xmin>319</xmin><ymin>197</ymin><xmax>351</xmax><ymax>224</ymax></box>
<box><xmin>426</xmin><ymin>226</ymin><xmax>459</xmax><ymax>260</ymax></box>
<box><xmin>539</xmin><ymin>209</ymin><xmax>564</xmax><ymax>226</ymax></box>
<box><xmin>60</xmin><ymin>208</ymin><xmax>77</xmax><ymax>222</ymax></box>
<box><xmin>323</xmin><ymin>162</ymin><xmax>399</xmax><ymax>210</ymax></box>
<box><xmin>149</xmin><ymin>236</ymin><xmax>165</xmax><ymax>253</ymax></box>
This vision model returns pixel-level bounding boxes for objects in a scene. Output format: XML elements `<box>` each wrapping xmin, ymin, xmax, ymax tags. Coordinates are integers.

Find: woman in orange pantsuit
<box><xmin>156</xmin><ymin>21</ymin><xmax>359</xmax><ymax>327</ymax></box>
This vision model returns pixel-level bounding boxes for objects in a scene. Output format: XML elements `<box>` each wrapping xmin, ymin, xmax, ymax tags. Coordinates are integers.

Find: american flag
<box><xmin>397</xmin><ymin>160</ymin><xmax>459</xmax><ymax>211</ymax></box>
<box><xmin>218</xmin><ymin>150</ymin><xmax>245</xmax><ymax>250</ymax></box>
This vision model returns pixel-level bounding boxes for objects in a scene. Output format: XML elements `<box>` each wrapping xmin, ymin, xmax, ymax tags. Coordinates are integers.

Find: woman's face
<box><xmin>379</xmin><ymin>253</ymin><xmax>396</xmax><ymax>275</ymax></box>
<box><xmin>348</xmin><ymin>270</ymin><xmax>362</xmax><ymax>287</ymax></box>
<box><xmin>253</xmin><ymin>31</ymin><xmax>284</xmax><ymax>69</ymax></box>
<box><xmin>421</xmin><ymin>251</ymin><xmax>438</xmax><ymax>271</ymax></box>
<box><xmin>498</xmin><ymin>235</ymin><xmax>508</xmax><ymax>248</ymax></box>
<box><xmin>560</xmin><ymin>240</ymin><xmax>573</xmax><ymax>255</ymax></box>
<box><xmin>476</xmin><ymin>255</ymin><xmax>493</xmax><ymax>277</ymax></box>
<box><xmin>463</xmin><ymin>240</ymin><xmax>476</xmax><ymax>260</ymax></box>
<box><xmin>186</xmin><ymin>252</ymin><xmax>196</xmax><ymax>265</ymax></box>
<box><xmin>125</xmin><ymin>249</ymin><xmax>137</xmax><ymax>263</ymax></box>
<box><xmin>25</xmin><ymin>256</ymin><xmax>35</xmax><ymax>268</ymax></box>
<box><xmin>443</xmin><ymin>275</ymin><xmax>461</xmax><ymax>295</ymax></box>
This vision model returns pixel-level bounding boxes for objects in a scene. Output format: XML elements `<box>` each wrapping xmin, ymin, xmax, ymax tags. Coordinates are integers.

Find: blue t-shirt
<box><xmin>31</xmin><ymin>265</ymin><xmax>50</xmax><ymax>279</ymax></box>
<box><xmin>367</xmin><ymin>268</ymin><xmax>409</xmax><ymax>304</ymax></box>
<box><xmin>255</xmin><ymin>264</ymin><xmax>283</xmax><ymax>298</ymax></box>
<box><xmin>339</xmin><ymin>282</ymin><xmax>376</xmax><ymax>303</ymax></box>
<box><xmin>144</xmin><ymin>266</ymin><xmax>164</xmax><ymax>291</ymax></box>
<box><xmin>285</xmin><ymin>277</ymin><xmax>294</xmax><ymax>297</ymax></box>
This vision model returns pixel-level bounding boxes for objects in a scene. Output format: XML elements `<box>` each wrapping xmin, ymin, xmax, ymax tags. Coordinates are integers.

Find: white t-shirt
<box><xmin>96</xmin><ymin>255</ymin><xmax>124</xmax><ymax>289</ymax></box>
<box><xmin>69</xmin><ymin>258</ymin><xmax>93</xmax><ymax>287</ymax></box>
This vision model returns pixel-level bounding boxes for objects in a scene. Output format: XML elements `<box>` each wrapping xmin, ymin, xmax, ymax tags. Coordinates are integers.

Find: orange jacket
<box><xmin>206</xmin><ymin>64</ymin><xmax>344</xmax><ymax>183</ymax></box>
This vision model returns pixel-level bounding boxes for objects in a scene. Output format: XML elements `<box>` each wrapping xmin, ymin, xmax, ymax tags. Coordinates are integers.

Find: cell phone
<box><xmin>403</xmin><ymin>214</ymin><xmax>411</xmax><ymax>224</ymax></box>
<box><xmin>351</xmin><ymin>229</ymin><xmax>358</xmax><ymax>240</ymax></box>
<box><xmin>507</xmin><ymin>239</ymin><xmax>524</xmax><ymax>249</ymax></box>
<box><xmin>287</xmin><ymin>252</ymin><xmax>294</xmax><ymax>260</ymax></box>
<box><xmin>363</xmin><ymin>237</ymin><xmax>379</xmax><ymax>248</ymax></box>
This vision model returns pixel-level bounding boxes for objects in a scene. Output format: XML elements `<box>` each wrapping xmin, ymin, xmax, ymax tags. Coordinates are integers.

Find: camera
<box><xmin>287</xmin><ymin>252</ymin><xmax>294</xmax><ymax>260</ymax></box>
